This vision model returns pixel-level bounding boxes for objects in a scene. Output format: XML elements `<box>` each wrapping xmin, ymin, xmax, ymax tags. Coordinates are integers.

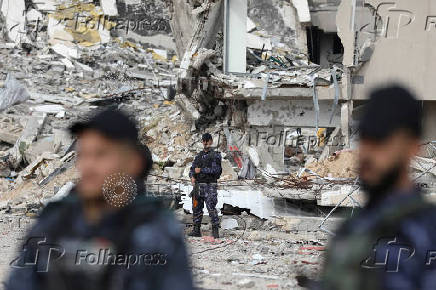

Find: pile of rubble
<box><xmin>0</xmin><ymin>0</ymin><xmax>435</xmax><ymax>221</ymax></box>
<box><xmin>305</xmin><ymin>150</ymin><xmax>357</xmax><ymax>179</ymax></box>
<box><xmin>0</xmin><ymin>39</ymin><xmax>180</xmax><ymax>212</ymax></box>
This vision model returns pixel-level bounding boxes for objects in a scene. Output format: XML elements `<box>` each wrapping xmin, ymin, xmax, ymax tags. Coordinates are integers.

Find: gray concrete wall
<box><xmin>337</xmin><ymin>0</ymin><xmax>436</xmax><ymax>101</ymax></box>
<box><xmin>247</xmin><ymin>99</ymin><xmax>341</xmax><ymax>127</ymax></box>
<box><xmin>114</xmin><ymin>0</ymin><xmax>177</xmax><ymax>52</ymax></box>
<box><xmin>248</xmin><ymin>0</ymin><xmax>308</xmax><ymax>54</ymax></box>
<box><xmin>423</xmin><ymin>101</ymin><xmax>436</xmax><ymax>142</ymax></box>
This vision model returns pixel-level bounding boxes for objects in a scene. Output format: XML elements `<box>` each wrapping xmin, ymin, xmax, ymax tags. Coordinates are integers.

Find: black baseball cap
<box><xmin>202</xmin><ymin>133</ymin><xmax>213</xmax><ymax>142</ymax></box>
<box><xmin>70</xmin><ymin>108</ymin><xmax>139</xmax><ymax>144</ymax></box>
<box><xmin>359</xmin><ymin>85</ymin><xmax>423</xmax><ymax>140</ymax></box>
<box><xmin>70</xmin><ymin>108</ymin><xmax>152</xmax><ymax>178</ymax></box>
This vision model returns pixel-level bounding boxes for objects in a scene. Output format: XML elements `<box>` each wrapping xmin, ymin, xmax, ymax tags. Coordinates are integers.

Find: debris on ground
<box><xmin>0</xmin><ymin>1</ymin><xmax>435</xmax><ymax>289</ymax></box>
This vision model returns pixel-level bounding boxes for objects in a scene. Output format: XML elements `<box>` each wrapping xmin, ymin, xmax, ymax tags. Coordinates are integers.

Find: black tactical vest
<box><xmin>195</xmin><ymin>150</ymin><xmax>220</xmax><ymax>183</ymax></box>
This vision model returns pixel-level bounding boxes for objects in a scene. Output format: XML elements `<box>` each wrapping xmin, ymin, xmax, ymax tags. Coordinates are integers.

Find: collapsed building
<box><xmin>0</xmin><ymin>0</ymin><xmax>436</xmax><ymax>288</ymax></box>
<box><xmin>167</xmin><ymin>0</ymin><xmax>436</xmax><ymax>215</ymax></box>
<box><xmin>0</xmin><ymin>0</ymin><xmax>435</xmax><ymax>229</ymax></box>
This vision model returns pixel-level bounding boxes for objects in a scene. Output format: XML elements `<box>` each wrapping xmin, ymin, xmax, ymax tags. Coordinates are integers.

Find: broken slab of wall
<box><xmin>0</xmin><ymin>0</ymin><xmax>30</xmax><ymax>44</ymax></box>
<box><xmin>168</xmin><ymin>0</ymin><xmax>223</xmax><ymax>60</ymax></box>
<box><xmin>309</xmin><ymin>0</ymin><xmax>341</xmax><ymax>33</ymax></box>
<box><xmin>166</xmin><ymin>0</ymin><xmax>195</xmax><ymax>58</ymax></box>
<box><xmin>0</xmin><ymin>0</ymin><xmax>177</xmax><ymax>55</ymax></box>
<box><xmin>0</xmin><ymin>1</ymin><xmax>7</xmax><ymax>41</ymax></box>
<box><xmin>247</xmin><ymin>99</ymin><xmax>341</xmax><ymax>127</ymax></box>
<box><xmin>247</xmin><ymin>0</ymin><xmax>308</xmax><ymax>55</ymax></box>
<box><xmin>114</xmin><ymin>0</ymin><xmax>176</xmax><ymax>52</ymax></box>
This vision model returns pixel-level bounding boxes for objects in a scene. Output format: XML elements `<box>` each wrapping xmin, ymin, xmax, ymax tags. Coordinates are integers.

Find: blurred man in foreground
<box><xmin>6</xmin><ymin>108</ymin><xmax>193</xmax><ymax>290</ymax></box>
<box><xmin>317</xmin><ymin>86</ymin><xmax>436</xmax><ymax>289</ymax></box>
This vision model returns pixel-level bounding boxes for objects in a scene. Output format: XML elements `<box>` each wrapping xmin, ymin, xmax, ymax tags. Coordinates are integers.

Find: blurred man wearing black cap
<box><xmin>314</xmin><ymin>86</ymin><xmax>436</xmax><ymax>290</ymax></box>
<box><xmin>6</xmin><ymin>108</ymin><xmax>194</xmax><ymax>290</ymax></box>
<box><xmin>188</xmin><ymin>133</ymin><xmax>222</xmax><ymax>238</ymax></box>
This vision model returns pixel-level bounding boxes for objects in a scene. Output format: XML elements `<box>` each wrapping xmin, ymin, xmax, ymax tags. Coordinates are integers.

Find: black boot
<box><xmin>188</xmin><ymin>224</ymin><xmax>201</xmax><ymax>237</ymax></box>
<box><xmin>212</xmin><ymin>225</ymin><xmax>219</xmax><ymax>239</ymax></box>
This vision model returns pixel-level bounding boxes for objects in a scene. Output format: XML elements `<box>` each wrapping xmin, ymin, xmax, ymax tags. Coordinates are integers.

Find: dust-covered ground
<box><xmin>0</xmin><ymin>213</ymin><xmax>327</xmax><ymax>290</ymax></box>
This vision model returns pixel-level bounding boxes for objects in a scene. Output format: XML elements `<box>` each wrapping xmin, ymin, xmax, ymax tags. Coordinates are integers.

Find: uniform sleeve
<box><xmin>200</xmin><ymin>152</ymin><xmax>222</xmax><ymax>176</ymax></box>
<box><xmin>128</xmin><ymin>213</ymin><xmax>194</xmax><ymax>290</ymax></box>
<box><xmin>189</xmin><ymin>156</ymin><xmax>198</xmax><ymax>178</ymax></box>
<box><xmin>5</xmin><ymin>219</ymin><xmax>51</xmax><ymax>290</ymax></box>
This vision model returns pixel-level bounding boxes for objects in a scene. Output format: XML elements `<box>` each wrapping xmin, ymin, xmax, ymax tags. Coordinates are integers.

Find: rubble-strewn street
<box><xmin>1</xmin><ymin>0</ymin><xmax>436</xmax><ymax>289</ymax></box>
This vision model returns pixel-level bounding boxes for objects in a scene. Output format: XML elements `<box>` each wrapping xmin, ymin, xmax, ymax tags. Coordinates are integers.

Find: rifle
<box><xmin>189</xmin><ymin>181</ymin><xmax>199</xmax><ymax>209</ymax></box>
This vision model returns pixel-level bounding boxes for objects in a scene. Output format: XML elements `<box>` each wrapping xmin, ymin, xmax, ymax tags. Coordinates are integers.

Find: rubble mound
<box><xmin>306</xmin><ymin>150</ymin><xmax>358</xmax><ymax>179</ymax></box>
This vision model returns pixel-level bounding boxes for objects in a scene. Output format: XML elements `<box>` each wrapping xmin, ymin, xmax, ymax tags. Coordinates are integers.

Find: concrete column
<box><xmin>223</xmin><ymin>0</ymin><xmax>247</xmax><ymax>73</ymax></box>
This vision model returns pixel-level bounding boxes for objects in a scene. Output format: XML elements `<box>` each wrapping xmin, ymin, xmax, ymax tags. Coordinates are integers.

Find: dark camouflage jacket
<box><xmin>5</xmin><ymin>189</ymin><xmax>194</xmax><ymax>290</ymax></box>
<box><xmin>318</xmin><ymin>188</ymin><xmax>436</xmax><ymax>290</ymax></box>
<box><xmin>189</xmin><ymin>150</ymin><xmax>222</xmax><ymax>183</ymax></box>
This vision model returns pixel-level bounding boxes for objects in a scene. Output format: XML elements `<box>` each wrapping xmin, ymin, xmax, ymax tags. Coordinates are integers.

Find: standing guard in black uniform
<box><xmin>188</xmin><ymin>133</ymin><xmax>222</xmax><ymax>238</ymax></box>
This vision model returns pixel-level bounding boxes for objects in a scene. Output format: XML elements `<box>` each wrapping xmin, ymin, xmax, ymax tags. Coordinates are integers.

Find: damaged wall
<box><xmin>248</xmin><ymin>0</ymin><xmax>308</xmax><ymax>54</ymax></box>
<box><xmin>309</xmin><ymin>0</ymin><xmax>341</xmax><ymax>33</ymax></box>
<box><xmin>338</xmin><ymin>0</ymin><xmax>436</xmax><ymax>101</ymax></box>
<box><xmin>0</xmin><ymin>0</ymin><xmax>177</xmax><ymax>54</ymax></box>
<box><xmin>1</xmin><ymin>0</ymin><xmax>29</xmax><ymax>44</ymax></box>
<box><xmin>247</xmin><ymin>99</ymin><xmax>341</xmax><ymax>127</ymax></box>
<box><xmin>0</xmin><ymin>0</ymin><xmax>8</xmax><ymax>41</ymax></box>
<box><xmin>114</xmin><ymin>0</ymin><xmax>176</xmax><ymax>52</ymax></box>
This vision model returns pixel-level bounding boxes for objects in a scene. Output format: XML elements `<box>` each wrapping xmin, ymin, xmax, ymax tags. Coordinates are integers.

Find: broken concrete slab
<box><xmin>30</xmin><ymin>105</ymin><xmax>65</xmax><ymax>115</ymax></box>
<box><xmin>8</xmin><ymin>114</ymin><xmax>47</xmax><ymax>168</ymax></box>
<box><xmin>24</xmin><ymin>136</ymin><xmax>56</xmax><ymax>164</ymax></box>
<box><xmin>50</xmin><ymin>43</ymin><xmax>80</xmax><ymax>60</ymax></box>
<box><xmin>246</xmin><ymin>33</ymin><xmax>272</xmax><ymax>50</ymax></box>
<box><xmin>0</xmin><ymin>0</ymin><xmax>29</xmax><ymax>44</ymax></box>
<box><xmin>221</xmin><ymin>217</ymin><xmax>239</xmax><ymax>230</ymax></box>
<box><xmin>0</xmin><ymin>74</ymin><xmax>30</xmax><ymax>111</ymax></box>
<box><xmin>411</xmin><ymin>156</ymin><xmax>436</xmax><ymax>177</ymax></box>
<box><xmin>271</xmin><ymin>215</ymin><xmax>342</xmax><ymax>232</ymax></box>
<box><xmin>0</xmin><ymin>116</ymin><xmax>23</xmax><ymax>145</ymax></box>
<box><xmin>164</xmin><ymin>167</ymin><xmax>184</xmax><ymax>180</ymax></box>
<box><xmin>29</xmin><ymin>91</ymin><xmax>83</xmax><ymax>106</ymax></box>
<box><xmin>175</xmin><ymin>94</ymin><xmax>200</xmax><ymax>121</ymax></box>
<box><xmin>18</xmin><ymin>152</ymin><xmax>59</xmax><ymax>181</ymax></box>
<box><xmin>52</xmin><ymin>129</ymin><xmax>73</xmax><ymax>156</ymax></box>
<box><xmin>317</xmin><ymin>185</ymin><xmax>365</xmax><ymax>207</ymax></box>
<box><xmin>181</xmin><ymin>184</ymin><xmax>296</xmax><ymax>219</ymax></box>
<box><xmin>220</xmin><ymin>159</ymin><xmax>238</xmax><ymax>181</ymax></box>
<box><xmin>292</xmin><ymin>0</ymin><xmax>311</xmax><ymax>23</ymax></box>
<box><xmin>101</xmin><ymin>0</ymin><xmax>118</xmax><ymax>16</ymax></box>
<box><xmin>177</xmin><ymin>0</ymin><xmax>223</xmax><ymax>79</ymax></box>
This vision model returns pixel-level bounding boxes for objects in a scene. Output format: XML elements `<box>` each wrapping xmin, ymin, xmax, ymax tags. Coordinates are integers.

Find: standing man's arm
<box><xmin>189</xmin><ymin>156</ymin><xmax>198</xmax><ymax>184</ymax></box>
